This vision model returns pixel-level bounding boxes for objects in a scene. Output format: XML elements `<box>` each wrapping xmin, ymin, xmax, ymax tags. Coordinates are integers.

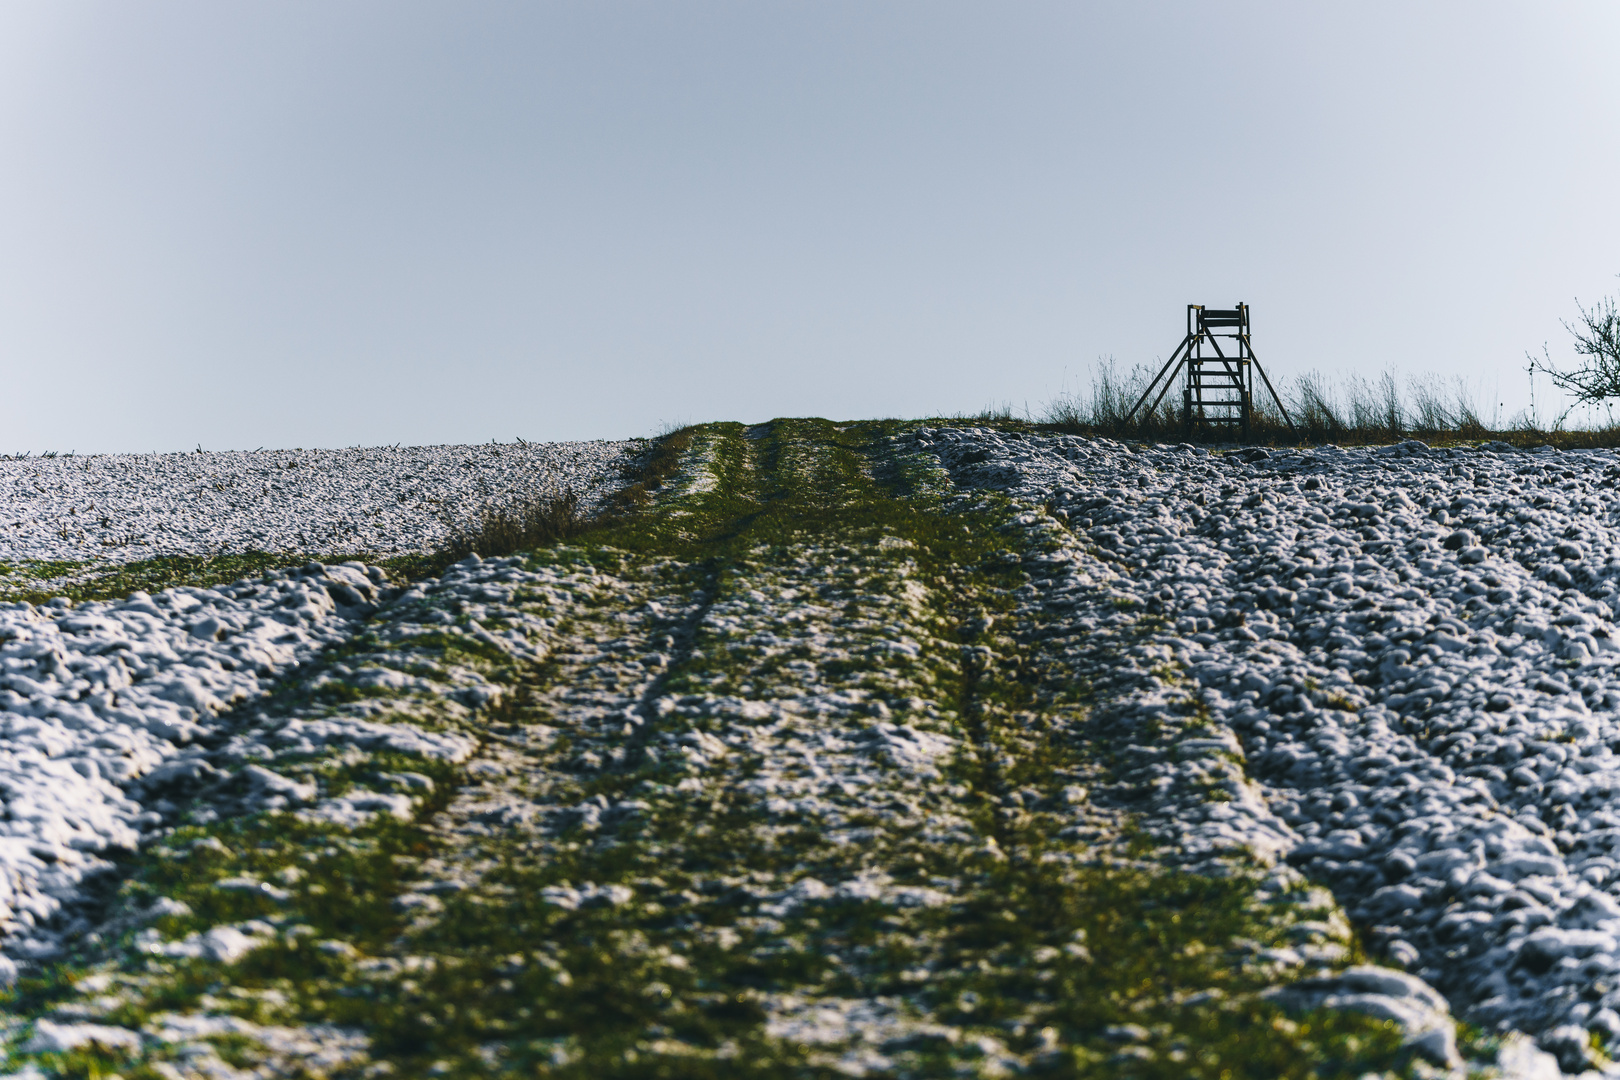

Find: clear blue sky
<box><xmin>3</xmin><ymin>2</ymin><xmax>1619</xmax><ymax>451</ymax></box>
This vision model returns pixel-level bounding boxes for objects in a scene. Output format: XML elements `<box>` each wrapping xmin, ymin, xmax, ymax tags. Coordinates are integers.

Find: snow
<box><xmin>0</xmin><ymin>440</ymin><xmax>636</xmax><ymax>970</ymax></box>
<box><xmin>920</xmin><ymin>426</ymin><xmax>1620</xmax><ymax>1070</ymax></box>
<box><xmin>14</xmin><ymin>425</ymin><xmax>1620</xmax><ymax>1072</ymax></box>
<box><xmin>0</xmin><ymin>440</ymin><xmax>640</xmax><ymax>563</ymax></box>
<box><xmin>21</xmin><ymin>1019</ymin><xmax>140</xmax><ymax>1053</ymax></box>
<box><xmin>0</xmin><ymin>563</ymin><xmax>379</xmax><ymax>963</ymax></box>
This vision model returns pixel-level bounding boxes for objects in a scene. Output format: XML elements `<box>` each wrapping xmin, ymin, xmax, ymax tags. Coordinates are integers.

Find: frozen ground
<box><xmin>924</xmin><ymin>427</ymin><xmax>1620</xmax><ymax>1073</ymax></box>
<box><xmin>0</xmin><ymin>421</ymin><xmax>1614</xmax><ymax>1077</ymax></box>
<box><xmin>0</xmin><ymin>440</ymin><xmax>641</xmax><ymax>564</ymax></box>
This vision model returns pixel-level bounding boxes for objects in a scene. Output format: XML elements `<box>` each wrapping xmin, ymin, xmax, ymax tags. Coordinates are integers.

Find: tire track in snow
<box><xmin>925</xmin><ymin>426</ymin><xmax>1620</xmax><ymax>1072</ymax></box>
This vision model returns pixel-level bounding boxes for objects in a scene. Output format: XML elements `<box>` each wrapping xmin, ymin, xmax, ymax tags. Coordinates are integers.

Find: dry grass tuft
<box><xmin>604</xmin><ymin>425</ymin><xmax>696</xmax><ymax>513</ymax></box>
<box><xmin>439</xmin><ymin>425</ymin><xmax>699</xmax><ymax>564</ymax></box>
<box><xmin>443</xmin><ymin>489</ymin><xmax>590</xmax><ymax>562</ymax></box>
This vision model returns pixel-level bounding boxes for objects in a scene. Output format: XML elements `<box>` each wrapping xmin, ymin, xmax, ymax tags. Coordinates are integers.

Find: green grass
<box><xmin>0</xmin><ymin>551</ymin><xmax>374</xmax><ymax>606</ymax></box>
<box><xmin>0</xmin><ymin>419</ymin><xmax>1422</xmax><ymax>1079</ymax></box>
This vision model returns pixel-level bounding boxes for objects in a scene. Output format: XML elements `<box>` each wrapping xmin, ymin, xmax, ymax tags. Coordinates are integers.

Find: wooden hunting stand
<box><xmin>1124</xmin><ymin>304</ymin><xmax>1296</xmax><ymax>439</ymax></box>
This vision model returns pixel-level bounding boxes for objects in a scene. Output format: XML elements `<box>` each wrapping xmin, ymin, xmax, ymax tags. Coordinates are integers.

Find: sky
<box><xmin>2</xmin><ymin>2</ymin><xmax>1619</xmax><ymax>452</ymax></box>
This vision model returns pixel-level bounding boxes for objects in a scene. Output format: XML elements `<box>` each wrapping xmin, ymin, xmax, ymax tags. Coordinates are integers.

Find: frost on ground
<box><xmin>922</xmin><ymin>427</ymin><xmax>1620</xmax><ymax>1075</ymax></box>
<box><xmin>0</xmin><ymin>421</ymin><xmax>1613</xmax><ymax>1077</ymax></box>
<box><xmin>0</xmin><ymin>564</ymin><xmax>388</xmax><ymax>970</ymax></box>
<box><xmin>0</xmin><ymin>440</ymin><xmax>641</xmax><ymax>565</ymax></box>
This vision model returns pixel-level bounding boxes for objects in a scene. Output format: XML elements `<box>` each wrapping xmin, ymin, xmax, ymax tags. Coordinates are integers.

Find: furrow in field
<box><xmin>0</xmin><ymin>552</ymin><xmax>629</xmax><ymax>1074</ymax></box>
<box><xmin>0</xmin><ymin>420</ymin><xmax>1445</xmax><ymax>1079</ymax></box>
<box><xmin>923</xmin><ymin>424</ymin><xmax>1620</xmax><ymax>1072</ymax></box>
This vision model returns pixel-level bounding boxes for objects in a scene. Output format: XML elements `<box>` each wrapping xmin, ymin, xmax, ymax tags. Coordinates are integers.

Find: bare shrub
<box><xmin>1539</xmin><ymin>289</ymin><xmax>1620</xmax><ymax>418</ymax></box>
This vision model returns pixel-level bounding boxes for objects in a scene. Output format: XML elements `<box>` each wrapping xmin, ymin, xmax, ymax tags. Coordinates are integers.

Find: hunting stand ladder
<box><xmin>1124</xmin><ymin>303</ymin><xmax>1296</xmax><ymax>439</ymax></box>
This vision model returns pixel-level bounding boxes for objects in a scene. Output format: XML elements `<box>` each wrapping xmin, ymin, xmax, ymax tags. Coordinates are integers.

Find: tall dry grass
<box><xmin>1038</xmin><ymin>361</ymin><xmax>1609</xmax><ymax>447</ymax></box>
<box><xmin>442</xmin><ymin>489</ymin><xmax>591</xmax><ymax>562</ymax></box>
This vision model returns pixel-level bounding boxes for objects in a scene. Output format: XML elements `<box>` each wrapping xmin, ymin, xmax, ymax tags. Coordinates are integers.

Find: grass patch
<box><xmin>0</xmin><ymin>550</ymin><xmax>367</xmax><ymax>606</ymax></box>
<box><xmin>606</xmin><ymin>424</ymin><xmax>698</xmax><ymax>512</ymax></box>
<box><xmin>442</xmin><ymin>489</ymin><xmax>590</xmax><ymax>562</ymax></box>
<box><xmin>0</xmin><ymin>418</ymin><xmax>1425</xmax><ymax>1078</ymax></box>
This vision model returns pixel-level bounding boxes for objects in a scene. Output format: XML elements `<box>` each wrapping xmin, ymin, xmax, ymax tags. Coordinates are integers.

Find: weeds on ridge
<box><xmin>1028</xmin><ymin>360</ymin><xmax>1620</xmax><ymax>449</ymax></box>
<box><xmin>436</xmin><ymin>424</ymin><xmax>699</xmax><ymax>563</ymax></box>
<box><xmin>602</xmin><ymin>422</ymin><xmax>695</xmax><ymax>513</ymax></box>
<box><xmin>435</xmin><ymin>424</ymin><xmax>697</xmax><ymax>564</ymax></box>
<box><xmin>440</xmin><ymin>488</ymin><xmax>589</xmax><ymax>563</ymax></box>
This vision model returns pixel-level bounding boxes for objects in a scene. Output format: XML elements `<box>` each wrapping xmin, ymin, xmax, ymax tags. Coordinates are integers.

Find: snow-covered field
<box><xmin>0</xmin><ymin>440</ymin><xmax>640</xmax><ymax>564</ymax></box>
<box><xmin>4</xmin><ymin>423</ymin><xmax>1620</xmax><ymax>1076</ymax></box>
<box><xmin>926</xmin><ymin>428</ymin><xmax>1620</xmax><ymax>1071</ymax></box>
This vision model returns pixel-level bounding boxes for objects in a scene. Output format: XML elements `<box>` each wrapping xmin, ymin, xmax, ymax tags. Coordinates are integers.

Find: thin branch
<box><xmin>1541</xmin><ymin>290</ymin><xmax>1620</xmax><ymax>415</ymax></box>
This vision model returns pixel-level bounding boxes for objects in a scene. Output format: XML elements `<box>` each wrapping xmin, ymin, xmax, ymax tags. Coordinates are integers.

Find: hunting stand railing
<box><xmin>1124</xmin><ymin>303</ymin><xmax>1296</xmax><ymax>439</ymax></box>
